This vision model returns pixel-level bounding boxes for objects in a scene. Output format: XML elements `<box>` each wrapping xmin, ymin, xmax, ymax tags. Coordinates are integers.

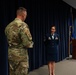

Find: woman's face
<box><xmin>51</xmin><ymin>27</ymin><xmax>56</xmax><ymax>33</ymax></box>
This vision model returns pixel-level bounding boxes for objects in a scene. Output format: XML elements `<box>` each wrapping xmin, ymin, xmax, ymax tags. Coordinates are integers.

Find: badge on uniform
<box><xmin>55</xmin><ymin>37</ymin><xmax>58</xmax><ymax>40</ymax></box>
<box><xmin>48</xmin><ymin>37</ymin><xmax>51</xmax><ymax>40</ymax></box>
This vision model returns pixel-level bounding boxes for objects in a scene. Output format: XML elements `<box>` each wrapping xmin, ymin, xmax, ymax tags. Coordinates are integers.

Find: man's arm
<box><xmin>20</xmin><ymin>23</ymin><xmax>34</xmax><ymax>48</ymax></box>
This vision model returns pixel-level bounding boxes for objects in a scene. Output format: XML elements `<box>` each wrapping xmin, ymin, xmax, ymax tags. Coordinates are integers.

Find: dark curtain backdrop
<box><xmin>73</xmin><ymin>8</ymin><xmax>76</xmax><ymax>38</ymax></box>
<box><xmin>0</xmin><ymin>0</ymin><xmax>72</xmax><ymax>75</ymax></box>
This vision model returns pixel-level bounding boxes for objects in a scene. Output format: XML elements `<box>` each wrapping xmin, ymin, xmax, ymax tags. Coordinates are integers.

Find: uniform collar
<box><xmin>15</xmin><ymin>18</ymin><xmax>22</xmax><ymax>22</ymax></box>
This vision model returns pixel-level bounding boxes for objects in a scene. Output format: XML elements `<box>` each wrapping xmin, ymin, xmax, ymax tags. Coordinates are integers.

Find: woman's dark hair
<box><xmin>50</xmin><ymin>25</ymin><xmax>56</xmax><ymax>29</ymax></box>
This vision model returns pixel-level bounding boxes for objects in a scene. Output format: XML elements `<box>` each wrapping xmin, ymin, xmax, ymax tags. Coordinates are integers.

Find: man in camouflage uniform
<box><xmin>5</xmin><ymin>7</ymin><xmax>34</xmax><ymax>75</ymax></box>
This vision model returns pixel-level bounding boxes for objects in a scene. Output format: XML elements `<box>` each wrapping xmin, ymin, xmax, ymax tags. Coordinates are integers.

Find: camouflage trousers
<box><xmin>8</xmin><ymin>48</ymin><xmax>29</xmax><ymax>75</ymax></box>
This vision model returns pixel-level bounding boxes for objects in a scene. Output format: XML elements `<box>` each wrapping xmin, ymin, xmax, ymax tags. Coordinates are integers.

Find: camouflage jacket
<box><xmin>5</xmin><ymin>18</ymin><xmax>34</xmax><ymax>49</ymax></box>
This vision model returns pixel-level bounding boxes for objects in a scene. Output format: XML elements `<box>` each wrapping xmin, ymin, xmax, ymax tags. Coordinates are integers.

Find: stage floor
<box><xmin>29</xmin><ymin>59</ymin><xmax>76</xmax><ymax>75</ymax></box>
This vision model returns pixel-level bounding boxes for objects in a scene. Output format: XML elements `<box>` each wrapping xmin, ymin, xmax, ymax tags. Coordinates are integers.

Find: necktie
<box><xmin>52</xmin><ymin>34</ymin><xmax>54</xmax><ymax>39</ymax></box>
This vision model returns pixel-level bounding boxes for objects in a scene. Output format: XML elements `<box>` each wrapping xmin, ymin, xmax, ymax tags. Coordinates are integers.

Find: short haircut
<box><xmin>16</xmin><ymin>7</ymin><xmax>27</xmax><ymax>15</ymax></box>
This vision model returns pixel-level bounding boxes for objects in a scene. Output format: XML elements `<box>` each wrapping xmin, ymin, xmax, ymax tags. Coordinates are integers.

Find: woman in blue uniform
<box><xmin>44</xmin><ymin>26</ymin><xmax>59</xmax><ymax>75</ymax></box>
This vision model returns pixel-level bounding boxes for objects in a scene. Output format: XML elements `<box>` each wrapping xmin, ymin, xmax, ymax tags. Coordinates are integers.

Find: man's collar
<box><xmin>15</xmin><ymin>18</ymin><xmax>22</xmax><ymax>22</ymax></box>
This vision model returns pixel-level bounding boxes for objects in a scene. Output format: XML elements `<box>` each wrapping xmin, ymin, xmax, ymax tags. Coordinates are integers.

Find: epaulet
<box><xmin>55</xmin><ymin>33</ymin><xmax>59</xmax><ymax>36</ymax></box>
